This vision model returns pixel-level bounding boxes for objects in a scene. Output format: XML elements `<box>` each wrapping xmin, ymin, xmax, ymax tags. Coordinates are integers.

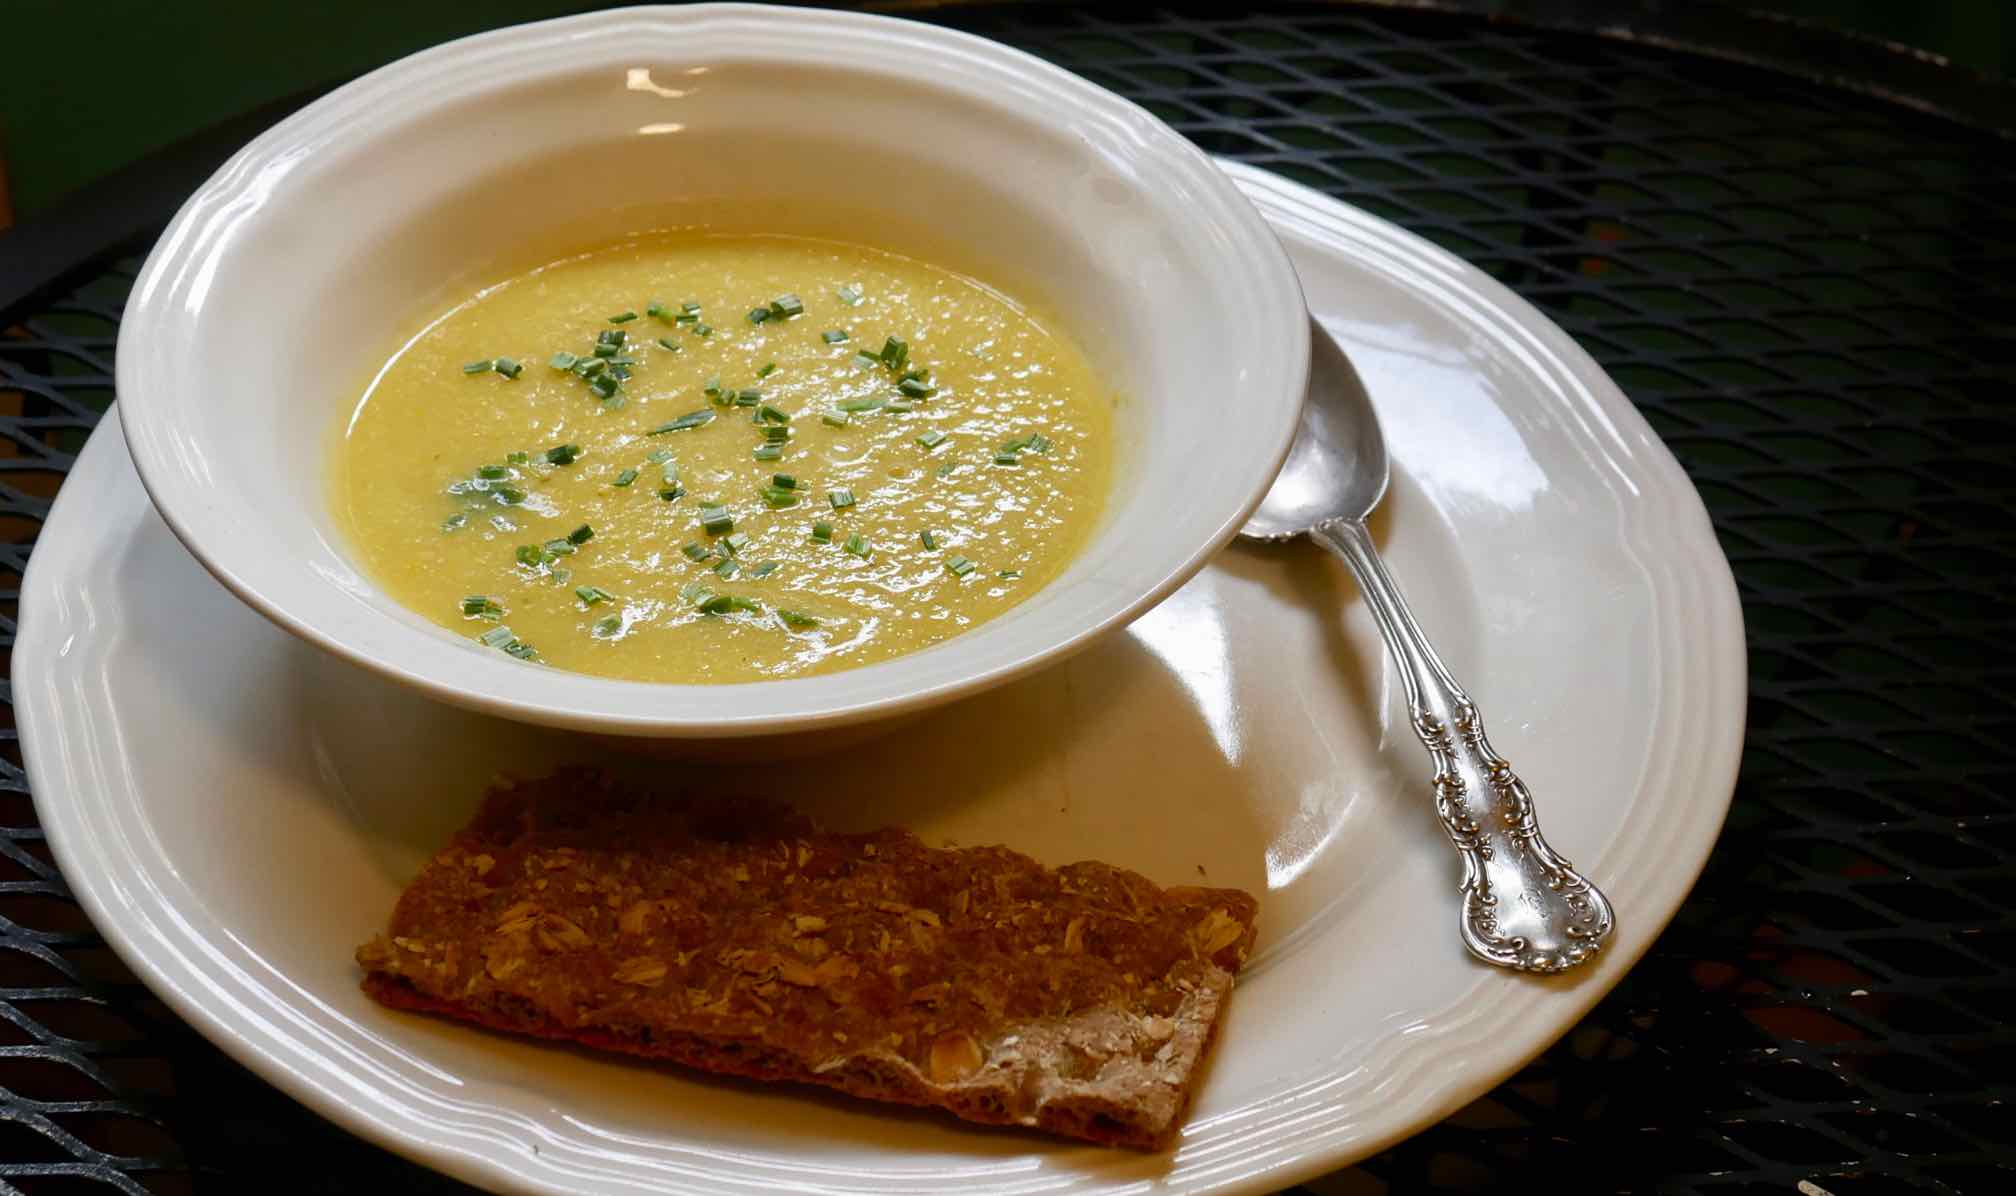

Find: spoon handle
<box><xmin>1312</xmin><ymin>517</ymin><xmax>1616</xmax><ymax>973</ymax></box>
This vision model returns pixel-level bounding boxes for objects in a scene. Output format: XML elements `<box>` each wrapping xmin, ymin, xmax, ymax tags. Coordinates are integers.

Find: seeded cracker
<box><xmin>356</xmin><ymin>768</ymin><xmax>1259</xmax><ymax>1148</ymax></box>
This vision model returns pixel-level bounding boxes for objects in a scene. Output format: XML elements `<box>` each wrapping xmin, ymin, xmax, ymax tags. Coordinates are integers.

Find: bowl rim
<box><xmin>115</xmin><ymin>3</ymin><xmax>1310</xmax><ymax>737</ymax></box>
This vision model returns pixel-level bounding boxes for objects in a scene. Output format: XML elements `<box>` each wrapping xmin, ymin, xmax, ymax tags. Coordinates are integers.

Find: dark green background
<box><xmin>1</xmin><ymin>1</ymin><xmax>2007</xmax><ymax>220</ymax></box>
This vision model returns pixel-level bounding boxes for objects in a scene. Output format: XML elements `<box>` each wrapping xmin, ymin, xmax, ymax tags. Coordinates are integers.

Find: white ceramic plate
<box><xmin>17</xmin><ymin>165</ymin><xmax>1743</xmax><ymax>1195</ymax></box>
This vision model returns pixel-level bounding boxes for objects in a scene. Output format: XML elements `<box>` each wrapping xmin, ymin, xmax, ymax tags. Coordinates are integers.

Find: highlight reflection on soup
<box><xmin>336</xmin><ymin>234</ymin><xmax>1112</xmax><ymax>684</ymax></box>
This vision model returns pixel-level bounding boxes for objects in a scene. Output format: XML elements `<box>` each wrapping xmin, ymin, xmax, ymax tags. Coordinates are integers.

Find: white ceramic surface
<box><xmin>113</xmin><ymin>4</ymin><xmax>1308</xmax><ymax>739</ymax></box>
<box><xmin>19</xmin><ymin>164</ymin><xmax>1744</xmax><ymax>1195</ymax></box>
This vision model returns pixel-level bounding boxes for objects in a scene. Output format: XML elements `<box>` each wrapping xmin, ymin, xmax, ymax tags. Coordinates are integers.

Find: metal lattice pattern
<box><xmin>2</xmin><ymin>5</ymin><xmax>2012</xmax><ymax>1193</ymax></box>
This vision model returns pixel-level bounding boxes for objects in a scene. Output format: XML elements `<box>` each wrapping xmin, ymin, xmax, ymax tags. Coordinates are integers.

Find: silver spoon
<box><xmin>1242</xmin><ymin>317</ymin><xmax>1616</xmax><ymax>973</ymax></box>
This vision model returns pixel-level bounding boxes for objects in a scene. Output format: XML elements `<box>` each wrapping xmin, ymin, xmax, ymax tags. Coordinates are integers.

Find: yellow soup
<box><xmin>335</xmin><ymin>234</ymin><xmax>1112</xmax><ymax>683</ymax></box>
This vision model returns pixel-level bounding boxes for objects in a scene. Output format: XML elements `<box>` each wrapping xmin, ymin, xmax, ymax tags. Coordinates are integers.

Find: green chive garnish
<box><xmin>442</xmin><ymin>514</ymin><xmax>468</xmax><ymax>533</ymax></box>
<box><xmin>772</xmin><ymin>473</ymin><xmax>797</xmax><ymax>490</ymax></box>
<box><xmin>592</xmin><ymin>343</ymin><xmax>618</xmax><ymax>359</ymax></box>
<box><xmin>758</xmin><ymin>404</ymin><xmax>790</xmax><ymax>424</ymax></box>
<box><xmin>648</xmin><ymin>410</ymin><xmax>715</xmax><ymax>434</ymax></box>
<box><xmin>836</xmin><ymin>285</ymin><xmax>863</xmax><ymax>306</ymax></box>
<box><xmin>756</xmin><ymin>362</ymin><xmax>778</xmax><ymax>379</ymax></box>
<box><xmin>576</xmin><ymin>585</ymin><xmax>615</xmax><ymax>606</ymax></box>
<box><xmin>838</xmin><ymin>396</ymin><xmax>885</xmax><ymax>413</ymax></box>
<box><xmin>549</xmin><ymin>351</ymin><xmax>579</xmax><ymax>369</ymax></box>
<box><xmin>681</xmin><ymin>301</ymin><xmax>702</xmax><ymax>316</ymax></box>
<box><xmin>681</xmin><ymin>542</ymin><xmax>711</xmax><ymax>561</ymax></box>
<box><xmin>542</xmin><ymin>537</ymin><xmax>576</xmax><ymax>558</ymax></box>
<box><xmin>613</xmin><ymin>468</ymin><xmax>638</xmax><ymax>488</ymax></box>
<box><xmin>492</xmin><ymin>485</ymin><xmax>527</xmax><ymax>505</ymax></box>
<box><xmin>698</xmin><ymin>594</ymin><xmax>761</xmax><ymax>615</ymax></box>
<box><xmin>828</xmin><ymin>489</ymin><xmax>856</xmax><ymax>510</ymax></box>
<box><xmin>506</xmin><ymin>451</ymin><xmax>529</xmax><ymax>465</ymax></box>
<box><xmin>779</xmin><ymin>609</ymin><xmax>819</xmax><ymax>628</ymax></box>
<box><xmin>885</xmin><ymin>400</ymin><xmax>915</xmax><ymax>413</ymax></box>
<box><xmin>515</xmin><ymin>545</ymin><xmax>549</xmax><ymax>568</ymax></box>
<box><xmin>593</xmin><ymin>614</ymin><xmax>623</xmax><ymax>637</ymax></box>
<box><xmin>747</xmin><ymin>306</ymin><xmax>772</xmax><ymax>325</ymax></box>
<box><xmin>722</xmin><ymin>532</ymin><xmax>751</xmax><ymax>556</ymax></box>
<box><xmin>461</xmin><ymin>595</ymin><xmax>504</xmax><ymax>619</ymax></box>
<box><xmin>566</xmin><ymin>524</ymin><xmax>594</xmax><ymax>545</ymax></box>
<box><xmin>657</xmin><ymin>337</ymin><xmax>680</xmax><ymax>352</ymax></box>
<box><xmin>915</xmin><ymin>430</ymin><xmax>947</xmax><ymax>449</ymax></box>
<box><xmin>821</xmin><ymin>329</ymin><xmax>848</xmax><ymax>344</ymax></box>
<box><xmin>478</xmin><ymin>625</ymin><xmax>536</xmax><ymax>659</ymax></box>
<box><xmin>998</xmin><ymin>570</ymin><xmax>1022</xmax><ymax>579</ymax></box>
<box><xmin>993</xmin><ymin>452</ymin><xmax>1020</xmax><ymax>466</ymax></box>
<box><xmin>760</xmin><ymin>485</ymin><xmax>799</xmax><ymax>508</ymax></box>
<box><xmin>713</xmin><ymin>558</ymin><xmax>739</xmax><ymax>579</ymax></box>
<box><xmin>811</xmin><ymin>522</ymin><xmax>833</xmax><ymax>543</ymax></box>
<box><xmin>753</xmin><ymin>444</ymin><xmax>783</xmax><ymax>461</ymax></box>
<box><xmin>851</xmin><ymin>351</ymin><xmax>882</xmax><ymax>371</ymax></box>
<box><xmin>577</xmin><ymin>356</ymin><xmax>607</xmax><ymax>377</ymax></box>
<box><xmin>646</xmin><ymin>300</ymin><xmax>667</xmax><ymax>319</ymax></box>
<box><xmin>588</xmin><ymin>374</ymin><xmax>619</xmax><ymax>400</ymax></box>
<box><xmin>920</xmin><ymin>529</ymin><xmax>938</xmax><ymax>550</ymax></box>
<box><xmin>737</xmin><ymin>389</ymin><xmax>763</xmax><ymax>406</ymax></box>
<box><xmin>545</xmin><ymin>444</ymin><xmax>581</xmax><ymax>465</ymax></box>
<box><xmin>609</xmin><ymin>311</ymin><xmax>638</xmax><ymax>324</ymax></box>
<box><xmin>695</xmin><ymin>323</ymin><xmax>712</xmax><ymax>336</ymax></box>
<box><xmin>821</xmin><ymin>409</ymin><xmax>851</xmax><ymax>427</ymax></box>
<box><xmin>843</xmin><ymin>533</ymin><xmax>871</xmax><ymax>559</ymax></box>
<box><xmin>476</xmin><ymin>464</ymin><xmax>510</xmax><ymax>480</ymax></box>
<box><xmin>704</xmin><ymin>375</ymin><xmax>723</xmax><ymax>397</ymax></box>
<box><xmin>659</xmin><ymin>486</ymin><xmax>685</xmax><ymax>501</ymax></box>
<box><xmin>494</xmin><ymin>358</ymin><xmax>523</xmax><ymax>379</ymax></box>
<box><xmin>879</xmin><ymin>336</ymin><xmax>908</xmax><ymax>370</ymax></box>
<box><xmin>699</xmin><ymin>506</ymin><xmax>733</xmax><ymax>535</ymax></box>
<box><xmin>462</xmin><ymin>360</ymin><xmax>493</xmax><ymax>374</ymax></box>
<box><xmin>898</xmin><ymin>378</ymin><xmax>936</xmax><ymax>398</ymax></box>
<box><xmin>947</xmin><ymin>555</ymin><xmax>976</xmax><ymax>577</ymax></box>
<box><xmin>771</xmin><ymin>293</ymin><xmax>804</xmax><ymax>319</ymax></box>
<box><xmin>762</xmin><ymin>425</ymin><xmax>791</xmax><ymax>444</ymax></box>
<box><xmin>747</xmin><ymin>561</ymin><xmax>780</xmax><ymax>579</ymax></box>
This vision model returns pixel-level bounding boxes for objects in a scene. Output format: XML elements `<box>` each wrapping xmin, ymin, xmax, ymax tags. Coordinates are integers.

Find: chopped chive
<box><xmin>441</xmin><ymin>513</ymin><xmax>469</xmax><ymax>533</ymax></box>
<box><xmin>852</xmin><ymin>351</ymin><xmax>882</xmax><ymax>371</ymax></box>
<box><xmin>461</xmin><ymin>595</ymin><xmax>504</xmax><ymax>619</ymax></box>
<box><xmin>566</xmin><ymin>524</ymin><xmax>594</xmax><ymax>545</ymax></box>
<box><xmin>779</xmin><ymin>609</ymin><xmax>820</xmax><ymax>629</ymax></box>
<box><xmin>756</xmin><ymin>361</ymin><xmax>778</xmax><ymax>379</ymax></box>
<box><xmin>479</xmin><ymin>625</ymin><xmax>515</xmax><ymax>648</ymax></box>
<box><xmin>703</xmin><ymin>374</ymin><xmax>724</xmax><ymax>397</ymax></box>
<box><xmin>879</xmin><ymin>336</ymin><xmax>909</xmax><ymax>370</ymax></box>
<box><xmin>753</xmin><ymin>444</ymin><xmax>783</xmax><ymax>461</ymax></box>
<box><xmin>505</xmin><ymin>451</ymin><xmax>530</xmax><ymax>465</ymax></box>
<box><xmin>760</xmin><ymin>485</ymin><xmax>799</xmax><ymax>508</ymax></box>
<box><xmin>762</xmin><ymin>425</ymin><xmax>791</xmax><ymax>444</ymax></box>
<box><xmin>811</xmin><ymin>522</ymin><xmax>833</xmax><ymax>543</ymax></box>
<box><xmin>898</xmin><ymin>378</ymin><xmax>937</xmax><ymax>398</ymax></box>
<box><xmin>713</xmin><ymin>558</ymin><xmax>739</xmax><ymax>579</ymax></box>
<box><xmin>656</xmin><ymin>337</ymin><xmax>681</xmax><ymax>352</ymax></box>
<box><xmin>827</xmin><ymin>488</ymin><xmax>856</xmax><ymax>510</ymax></box>
<box><xmin>694</xmin><ymin>323</ymin><xmax>713</xmax><ymax>336</ymax></box>
<box><xmin>746</xmin><ymin>561</ymin><xmax>781</xmax><ymax>579</ymax></box>
<box><xmin>682</xmin><ymin>301</ymin><xmax>702</xmax><ymax>315</ymax></box>
<box><xmin>592</xmin><ymin>614</ymin><xmax>623</xmax><ymax>637</ymax></box>
<box><xmin>515</xmin><ymin>545</ymin><xmax>549</xmax><ymax>568</ymax></box>
<box><xmin>699</xmin><ymin>506</ymin><xmax>733</xmax><ymax>535</ymax></box>
<box><xmin>588</xmin><ymin>374</ymin><xmax>620</xmax><ymax>400</ymax></box>
<box><xmin>748</xmin><ymin>306</ymin><xmax>772</xmax><ymax>325</ymax></box>
<box><xmin>576</xmin><ymin>585</ymin><xmax>615</xmax><ymax>606</ymax></box>
<box><xmin>598</xmin><ymin>329</ymin><xmax>624</xmax><ymax>346</ymax></box>
<box><xmin>901</xmin><ymin>367</ymin><xmax>930</xmax><ymax>383</ymax></box>
<box><xmin>492</xmin><ymin>485</ymin><xmax>527</xmax><ymax>505</ymax></box>
<box><xmin>658</xmin><ymin>485</ymin><xmax>685</xmax><ymax>501</ymax></box>
<box><xmin>646</xmin><ymin>300</ymin><xmax>667</xmax><ymax>319</ymax></box>
<box><xmin>608</xmin><ymin>311</ymin><xmax>638</xmax><ymax>324</ymax></box>
<box><xmin>722</xmin><ymin>532</ymin><xmax>750</xmax><ymax>556</ymax></box>
<box><xmin>946</xmin><ymin>555</ymin><xmax>976</xmax><ymax>577</ymax></box>
<box><xmin>681</xmin><ymin>541</ymin><xmax>711</xmax><ymax>562</ymax></box>
<box><xmin>549</xmin><ymin>351</ymin><xmax>579</xmax><ymax>369</ymax></box>
<box><xmin>836</xmin><ymin>285</ymin><xmax>863</xmax><ymax>306</ymax></box>
<box><xmin>577</xmin><ymin>356</ymin><xmax>607</xmax><ymax>377</ymax></box>
<box><xmin>697</xmin><ymin>594</ymin><xmax>762</xmax><ymax>615</ymax></box>
<box><xmin>915</xmin><ymin>430</ymin><xmax>947</xmax><ymax>449</ymax></box>
<box><xmin>1029</xmin><ymin>433</ymin><xmax>1053</xmax><ymax>454</ymax></box>
<box><xmin>920</xmin><ymin>529</ymin><xmax>938</xmax><ymax>550</ymax></box>
<box><xmin>494</xmin><ymin>357</ymin><xmax>523</xmax><ymax>379</ymax></box>
<box><xmin>476</xmin><ymin>464</ymin><xmax>510</xmax><ymax>480</ymax></box>
<box><xmin>462</xmin><ymin>359</ymin><xmax>494</xmax><ymax>374</ymax></box>
<box><xmin>648</xmin><ymin>410</ymin><xmax>715</xmax><ymax>434</ymax></box>
<box><xmin>757</xmin><ymin>404</ymin><xmax>790</xmax><ymax>424</ymax></box>
<box><xmin>737</xmin><ymin>388</ymin><xmax>764</xmax><ymax>405</ymax></box>
<box><xmin>772</xmin><ymin>473</ymin><xmax>797</xmax><ymax>489</ymax></box>
<box><xmin>772</xmin><ymin>293</ymin><xmax>805</xmax><ymax>319</ymax></box>
<box><xmin>842</xmin><ymin>533</ymin><xmax>871</xmax><ymax>559</ymax></box>
<box><xmin>592</xmin><ymin>344</ymin><xmax>618</xmax><ymax>360</ymax></box>
<box><xmin>998</xmin><ymin>570</ymin><xmax>1022</xmax><ymax>579</ymax></box>
<box><xmin>542</xmin><ymin>538</ymin><xmax>577</xmax><ymax>558</ymax></box>
<box><xmin>821</xmin><ymin>409</ymin><xmax>851</xmax><ymax>427</ymax></box>
<box><xmin>885</xmin><ymin>400</ymin><xmax>916</xmax><ymax>413</ymax></box>
<box><xmin>838</xmin><ymin>396</ymin><xmax>885</xmax><ymax>413</ymax></box>
<box><xmin>544</xmin><ymin>444</ymin><xmax>581</xmax><ymax>465</ymax></box>
<box><xmin>993</xmin><ymin>452</ymin><xmax>1021</xmax><ymax>466</ymax></box>
<box><xmin>821</xmin><ymin>329</ymin><xmax>848</xmax><ymax>344</ymax></box>
<box><xmin>613</xmin><ymin>468</ymin><xmax>639</xmax><ymax>488</ymax></box>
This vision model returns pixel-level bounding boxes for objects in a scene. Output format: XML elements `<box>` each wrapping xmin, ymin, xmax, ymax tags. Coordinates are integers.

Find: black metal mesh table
<box><xmin>2</xmin><ymin>4</ymin><xmax>2011</xmax><ymax>1193</ymax></box>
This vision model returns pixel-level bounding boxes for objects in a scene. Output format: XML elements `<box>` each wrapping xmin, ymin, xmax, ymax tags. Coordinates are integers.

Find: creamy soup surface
<box><xmin>335</xmin><ymin>234</ymin><xmax>1112</xmax><ymax>683</ymax></box>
